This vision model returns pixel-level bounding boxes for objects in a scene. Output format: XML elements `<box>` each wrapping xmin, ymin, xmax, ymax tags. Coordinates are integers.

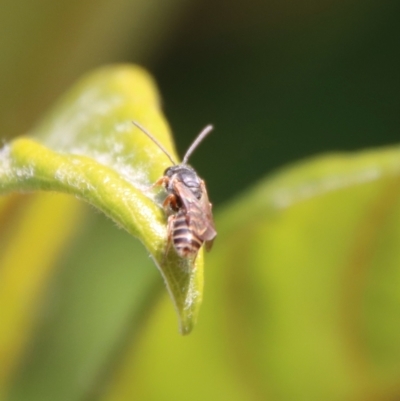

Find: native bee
<box><xmin>133</xmin><ymin>121</ymin><xmax>217</xmax><ymax>262</ymax></box>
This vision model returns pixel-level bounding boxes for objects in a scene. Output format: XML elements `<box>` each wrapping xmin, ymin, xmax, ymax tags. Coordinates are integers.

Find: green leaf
<box><xmin>0</xmin><ymin>65</ymin><xmax>203</xmax><ymax>334</ymax></box>
<box><xmin>101</xmin><ymin>145</ymin><xmax>400</xmax><ymax>401</ymax></box>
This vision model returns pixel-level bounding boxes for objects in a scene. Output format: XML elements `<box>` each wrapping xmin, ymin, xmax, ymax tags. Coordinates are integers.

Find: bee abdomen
<box><xmin>172</xmin><ymin>216</ymin><xmax>203</xmax><ymax>258</ymax></box>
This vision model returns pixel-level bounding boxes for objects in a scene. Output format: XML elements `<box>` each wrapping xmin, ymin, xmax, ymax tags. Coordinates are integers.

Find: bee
<box><xmin>133</xmin><ymin>121</ymin><xmax>217</xmax><ymax>262</ymax></box>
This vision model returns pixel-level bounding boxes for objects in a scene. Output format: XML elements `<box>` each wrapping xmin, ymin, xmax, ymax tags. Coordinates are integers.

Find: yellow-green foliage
<box><xmin>2</xmin><ymin>65</ymin><xmax>400</xmax><ymax>401</ymax></box>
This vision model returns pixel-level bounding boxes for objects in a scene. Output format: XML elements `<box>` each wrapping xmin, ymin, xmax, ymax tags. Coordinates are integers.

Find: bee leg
<box><xmin>162</xmin><ymin>193</ymin><xmax>178</xmax><ymax>210</ymax></box>
<box><xmin>144</xmin><ymin>176</ymin><xmax>169</xmax><ymax>192</ymax></box>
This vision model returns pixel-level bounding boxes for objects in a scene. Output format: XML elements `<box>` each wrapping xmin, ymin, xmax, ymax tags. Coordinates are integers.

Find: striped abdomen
<box><xmin>172</xmin><ymin>213</ymin><xmax>203</xmax><ymax>259</ymax></box>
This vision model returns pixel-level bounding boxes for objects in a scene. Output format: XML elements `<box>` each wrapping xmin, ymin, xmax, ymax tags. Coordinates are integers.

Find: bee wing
<box><xmin>173</xmin><ymin>181</ymin><xmax>217</xmax><ymax>246</ymax></box>
<box><xmin>197</xmin><ymin>180</ymin><xmax>217</xmax><ymax>245</ymax></box>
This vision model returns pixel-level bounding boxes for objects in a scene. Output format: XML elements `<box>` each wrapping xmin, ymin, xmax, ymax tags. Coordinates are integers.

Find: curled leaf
<box><xmin>0</xmin><ymin>65</ymin><xmax>203</xmax><ymax>334</ymax></box>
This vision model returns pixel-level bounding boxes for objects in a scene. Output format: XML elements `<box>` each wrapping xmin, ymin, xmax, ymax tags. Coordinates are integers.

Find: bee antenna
<box><xmin>132</xmin><ymin>121</ymin><xmax>176</xmax><ymax>165</ymax></box>
<box><xmin>182</xmin><ymin>124</ymin><xmax>213</xmax><ymax>164</ymax></box>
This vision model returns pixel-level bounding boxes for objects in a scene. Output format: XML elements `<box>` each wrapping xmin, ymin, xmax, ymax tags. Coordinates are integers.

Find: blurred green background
<box><xmin>1</xmin><ymin>0</ymin><xmax>400</xmax><ymax>400</ymax></box>
<box><xmin>2</xmin><ymin>0</ymin><xmax>399</xmax><ymax>204</ymax></box>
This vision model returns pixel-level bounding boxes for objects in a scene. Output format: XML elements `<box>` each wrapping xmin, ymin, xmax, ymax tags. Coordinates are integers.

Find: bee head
<box><xmin>133</xmin><ymin>121</ymin><xmax>213</xmax><ymax>171</ymax></box>
<box><xmin>132</xmin><ymin>121</ymin><xmax>212</xmax><ymax>199</ymax></box>
<box><xmin>165</xmin><ymin>164</ymin><xmax>202</xmax><ymax>198</ymax></box>
<box><xmin>164</xmin><ymin>164</ymin><xmax>197</xmax><ymax>182</ymax></box>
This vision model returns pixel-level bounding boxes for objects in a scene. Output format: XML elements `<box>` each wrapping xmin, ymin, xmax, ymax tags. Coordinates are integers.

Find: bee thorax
<box><xmin>165</xmin><ymin>165</ymin><xmax>202</xmax><ymax>199</ymax></box>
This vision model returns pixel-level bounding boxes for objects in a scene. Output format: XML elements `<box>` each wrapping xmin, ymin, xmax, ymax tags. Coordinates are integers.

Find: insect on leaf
<box><xmin>0</xmin><ymin>65</ymin><xmax>204</xmax><ymax>334</ymax></box>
